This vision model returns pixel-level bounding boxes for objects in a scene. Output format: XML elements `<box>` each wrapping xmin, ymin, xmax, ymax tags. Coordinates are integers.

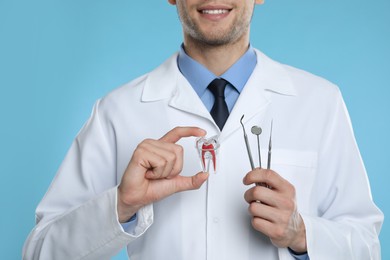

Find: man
<box><xmin>23</xmin><ymin>0</ymin><xmax>383</xmax><ymax>259</ymax></box>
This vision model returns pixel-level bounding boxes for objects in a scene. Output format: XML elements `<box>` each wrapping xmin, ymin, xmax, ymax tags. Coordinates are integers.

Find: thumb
<box><xmin>174</xmin><ymin>172</ymin><xmax>209</xmax><ymax>192</ymax></box>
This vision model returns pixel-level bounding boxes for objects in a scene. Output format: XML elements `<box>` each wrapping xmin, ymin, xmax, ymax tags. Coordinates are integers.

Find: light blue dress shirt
<box><xmin>178</xmin><ymin>44</ymin><xmax>256</xmax><ymax>113</ymax></box>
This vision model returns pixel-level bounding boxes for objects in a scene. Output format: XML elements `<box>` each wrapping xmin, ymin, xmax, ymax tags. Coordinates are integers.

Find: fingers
<box><xmin>159</xmin><ymin>126</ymin><xmax>206</xmax><ymax>143</ymax></box>
<box><xmin>244</xmin><ymin>186</ymin><xmax>296</xmax><ymax>212</ymax></box>
<box><xmin>247</xmin><ymin>199</ymin><xmax>292</xmax><ymax>224</ymax></box>
<box><xmin>243</xmin><ymin>168</ymin><xmax>280</xmax><ymax>187</ymax></box>
<box><xmin>131</xmin><ymin>127</ymin><xmax>206</xmax><ymax>180</ymax></box>
<box><xmin>134</xmin><ymin>139</ymin><xmax>184</xmax><ymax>179</ymax></box>
<box><xmin>243</xmin><ymin>168</ymin><xmax>297</xmax><ymax>214</ymax></box>
<box><xmin>244</xmin><ymin>180</ymin><xmax>296</xmax><ymax>211</ymax></box>
<box><xmin>141</xmin><ymin>172</ymin><xmax>209</xmax><ymax>203</ymax></box>
<box><xmin>173</xmin><ymin>172</ymin><xmax>209</xmax><ymax>192</ymax></box>
<box><xmin>244</xmin><ymin>185</ymin><xmax>277</xmax><ymax>207</ymax></box>
<box><xmin>243</xmin><ymin>168</ymin><xmax>294</xmax><ymax>194</ymax></box>
<box><xmin>251</xmin><ymin>216</ymin><xmax>283</xmax><ymax>239</ymax></box>
<box><xmin>145</xmin><ymin>127</ymin><xmax>206</xmax><ymax>179</ymax></box>
<box><xmin>248</xmin><ymin>202</ymin><xmax>282</xmax><ymax>227</ymax></box>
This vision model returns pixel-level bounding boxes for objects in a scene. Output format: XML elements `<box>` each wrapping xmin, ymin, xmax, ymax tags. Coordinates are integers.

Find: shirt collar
<box><xmin>178</xmin><ymin>44</ymin><xmax>257</xmax><ymax>97</ymax></box>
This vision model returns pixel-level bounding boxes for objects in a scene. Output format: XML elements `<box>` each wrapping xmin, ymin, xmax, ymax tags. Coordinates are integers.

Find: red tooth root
<box><xmin>202</xmin><ymin>143</ymin><xmax>216</xmax><ymax>171</ymax></box>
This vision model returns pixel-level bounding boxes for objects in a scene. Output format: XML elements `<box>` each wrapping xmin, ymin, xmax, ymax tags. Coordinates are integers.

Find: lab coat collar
<box><xmin>141</xmin><ymin>49</ymin><xmax>297</xmax><ymax>101</ymax></box>
<box><xmin>141</xmin><ymin>54</ymin><xmax>212</xmax><ymax>122</ymax></box>
<box><xmin>254</xmin><ymin>49</ymin><xmax>297</xmax><ymax>97</ymax></box>
<box><xmin>141</xmin><ymin>55</ymin><xmax>180</xmax><ymax>102</ymax></box>
<box><xmin>141</xmin><ymin>49</ymin><xmax>297</xmax><ymax>139</ymax></box>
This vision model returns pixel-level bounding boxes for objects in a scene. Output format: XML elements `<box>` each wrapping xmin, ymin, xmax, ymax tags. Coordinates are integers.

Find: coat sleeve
<box><xmin>22</xmin><ymin>99</ymin><xmax>153</xmax><ymax>260</ymax></box>
<box><xmin>302</xmin><ymin>92</ymin><xmax>383</xmax><ymax>259</ymax></box>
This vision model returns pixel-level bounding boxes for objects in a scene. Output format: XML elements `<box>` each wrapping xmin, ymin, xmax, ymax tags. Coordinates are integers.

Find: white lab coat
<box><xmin>23</xmin><ymin>49</ymin><xmax>383</xmax><ymax>260</ymax></box>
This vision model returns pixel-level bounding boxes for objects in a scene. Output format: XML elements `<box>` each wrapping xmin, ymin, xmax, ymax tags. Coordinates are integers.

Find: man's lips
<box><xmin>197</xmin><ymin>7</ymin><xmax>232</xmax><ymax>21</ymax></box>
<box><xmin>200</xmin><ymin>9</ymin><xmax>230</xmax><ymax>14</ymax></box>
<box><xmin>198</xmin><ymin>5</ymin><xmax>232</xmax><ymax>15</ymax></box>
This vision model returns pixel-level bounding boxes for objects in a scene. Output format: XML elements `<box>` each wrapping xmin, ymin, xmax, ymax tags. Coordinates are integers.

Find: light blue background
<box><xmin>0</xmin><ymin>1</ymin><xmax>389</xmax><ymax>259</ymax></box>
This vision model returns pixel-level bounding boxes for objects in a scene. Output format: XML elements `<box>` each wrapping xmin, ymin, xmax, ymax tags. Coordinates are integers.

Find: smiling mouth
<box><xmin>201</xmin><ymin>9</ymin><xmax>230</xmax><ymax>14</ymax></box>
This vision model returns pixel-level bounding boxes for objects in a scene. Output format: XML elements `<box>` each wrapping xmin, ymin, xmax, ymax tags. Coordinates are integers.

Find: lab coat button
<box><xmin>213</xmin><ymin>217</ymin><xmax>219</xmax><ymax>223</ymax></box>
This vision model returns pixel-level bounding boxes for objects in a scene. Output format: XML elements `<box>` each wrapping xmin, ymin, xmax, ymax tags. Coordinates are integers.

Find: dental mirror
<box><xmin>251</xmin><ymin>126</ymin><xmax>262</xmax><ymax>168</ymax></box>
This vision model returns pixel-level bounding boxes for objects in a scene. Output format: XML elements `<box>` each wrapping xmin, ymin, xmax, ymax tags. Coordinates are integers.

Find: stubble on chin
<box><xmin>178</xmin><ymin>5</ymin><xmax>253</xmax><ymax>48</ymax></box>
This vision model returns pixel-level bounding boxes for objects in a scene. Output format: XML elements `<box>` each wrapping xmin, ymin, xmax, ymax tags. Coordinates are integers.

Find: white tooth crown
<box><xmin>202</xmin><ymin>9</ymin><xmax>228</xmax><ymax>14</ymax></box>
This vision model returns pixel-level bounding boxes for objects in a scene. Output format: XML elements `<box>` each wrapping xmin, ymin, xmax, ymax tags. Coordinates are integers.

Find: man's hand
<box><xmin>243</xmin><ymin>169</ymin><xmax>307</xmax><ymax>253</ymax></box>
<box><xmin>117</xmin><ymin>127</ymin><xmax>209</xmax><ymax>223</ymax></box>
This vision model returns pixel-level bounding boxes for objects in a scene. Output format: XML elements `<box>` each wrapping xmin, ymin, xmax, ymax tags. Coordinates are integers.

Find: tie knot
<box><xmin>208</xmin><ymin>78</ymin><xmax>228</xmax><ymax>98</ymax></box>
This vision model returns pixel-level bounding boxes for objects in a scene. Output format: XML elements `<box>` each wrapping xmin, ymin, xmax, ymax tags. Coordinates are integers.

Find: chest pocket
<box><xmin>271</xmin><ymin>149</ymin><xmax>318</xmax><ymax>214</ymax></box>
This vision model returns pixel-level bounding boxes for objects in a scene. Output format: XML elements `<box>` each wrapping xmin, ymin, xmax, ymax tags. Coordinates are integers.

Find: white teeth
<box><xmin>202</xmin><ymin>9</ymin><xmax>228</xmax><ymax>14</ymax></box>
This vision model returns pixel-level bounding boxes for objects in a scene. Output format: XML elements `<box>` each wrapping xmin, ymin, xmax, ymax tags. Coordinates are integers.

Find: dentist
<box><xmin>23</xmin><ymin>1</ymin><xmax>383</xmax><ymax>259</ymax></box>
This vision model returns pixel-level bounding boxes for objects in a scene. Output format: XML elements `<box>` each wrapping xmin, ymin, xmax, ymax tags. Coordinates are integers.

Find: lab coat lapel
<box><xmin>219</xmin><ymin>68</ymin><xmax>270</xmax><ymax>140</ymax></box>
<box><xmin>141</xmin><ymin>53</ymin><xmax>214</xmax><ymax>122</ymax></box>
<box><xmin>220</xmin><ymin>50</ymin><xmax>297</xmax><ymax>140</ymax></box>
<box><xmin>169</xmin><ymin>75</ymin><xmax>212</xmax><ymax>121</ymax></box>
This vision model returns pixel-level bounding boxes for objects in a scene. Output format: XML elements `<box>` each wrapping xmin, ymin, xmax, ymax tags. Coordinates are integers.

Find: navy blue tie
<box><xmin>208</xmin><ymin>78</ymin><xmax>229</xmax><ymax>130</ymax></box>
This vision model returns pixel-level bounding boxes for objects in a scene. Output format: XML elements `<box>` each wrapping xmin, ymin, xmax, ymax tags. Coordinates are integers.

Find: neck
<box><xmin>183</xmin><ymin>35</ymin><xmax>250</xmax><ymax>76</ymax></box>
